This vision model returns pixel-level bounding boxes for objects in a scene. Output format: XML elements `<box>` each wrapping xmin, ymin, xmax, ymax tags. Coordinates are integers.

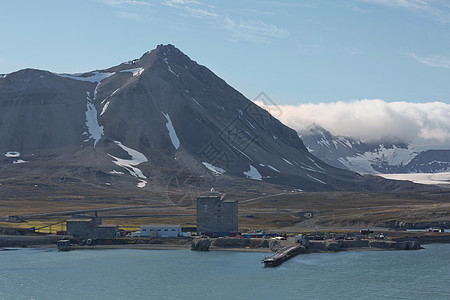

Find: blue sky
<box><xmin>0</xmin><ymin>0</ymin><xmax>449</xmax><ymax>106</ymax></box>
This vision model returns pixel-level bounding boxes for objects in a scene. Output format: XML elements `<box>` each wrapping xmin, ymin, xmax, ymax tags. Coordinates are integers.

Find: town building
<box><xmin>140</xmin><ymin>224</ymin><xmax>181</xmax><ymax>238</ymax></box>
<box><xmin>66</xmin><ymin>216</ymin><xmax>118</xmax><ymax>239</ymax></box>
<box><xmin>196</xmin><ymin>195</ymin><xmax>238</xmax><ymax>234</ymax></box>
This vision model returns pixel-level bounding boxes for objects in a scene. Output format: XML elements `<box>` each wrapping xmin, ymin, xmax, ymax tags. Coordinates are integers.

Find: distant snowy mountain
<box><xmin>376</xmin><ymin>150</ymin><xmax>450</xmax><ymax>174</ymax></box>
<box><xmin>300</xmin><ymin>125</ymin><xmax>450</xmax><ymax>174</ymax></box>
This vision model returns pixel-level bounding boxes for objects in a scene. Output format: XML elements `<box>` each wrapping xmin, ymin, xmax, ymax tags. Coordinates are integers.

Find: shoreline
<box><xmin>19</xmin><ymin>243</ymin><xmax>272</xmax><ymax>253</ymax></box>
<box><xmin>5</xmin><ymin>239</ymin><xmax>450</xmax><ymax>254</ymax></box>
<box><xmin>2</xmin><ymin>231</ymin><xmax>450</xmax><ymax>254</ymax></box>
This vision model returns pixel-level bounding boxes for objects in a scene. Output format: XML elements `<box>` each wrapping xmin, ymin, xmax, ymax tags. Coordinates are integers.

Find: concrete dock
<box><xmin>262</xmin><ymin>244</ymin><xmax>307</xmax><ymax>267</ymax></box>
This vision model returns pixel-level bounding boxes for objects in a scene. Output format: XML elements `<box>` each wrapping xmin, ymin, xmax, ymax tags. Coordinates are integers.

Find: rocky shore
<box><xmin>192</xmin><ymin>236</ymin><xmax>423</xmax><ymax>252</ymax></box>
<box><xmin>0</xmin><ymin>234</ymin><xmax>64</xmax><ymax>248</ymax></box>
<box><xmin>1</xmin><ymin>231</ymin><xmax>449</xmax><ymax>254</ymax></box>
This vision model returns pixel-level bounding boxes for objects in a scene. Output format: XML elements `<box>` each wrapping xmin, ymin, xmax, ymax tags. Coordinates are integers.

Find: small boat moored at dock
<box><xmin>57</xmin><ymin>239</ymin><xmax>71</xmax><ymax>251</ymax></box>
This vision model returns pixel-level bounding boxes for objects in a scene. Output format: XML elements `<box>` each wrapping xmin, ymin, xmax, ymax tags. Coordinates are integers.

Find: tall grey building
<box><xmin>196</xmin><ymin>195</ymin><xmax>238</xmax><ymax>234</ymax></box>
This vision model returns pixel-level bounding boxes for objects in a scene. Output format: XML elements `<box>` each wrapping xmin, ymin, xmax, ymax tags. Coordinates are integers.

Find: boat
<box><xmin>57</xmin><ymin>239</ymin><xmax>71</xmax><ymax>251</ymax></box>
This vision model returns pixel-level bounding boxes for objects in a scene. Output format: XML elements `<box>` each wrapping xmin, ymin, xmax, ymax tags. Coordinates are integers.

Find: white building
<box><xmin>140</xmin><ymin>224</ymin><xmax>181</xmax><ymax>238</ymax></box>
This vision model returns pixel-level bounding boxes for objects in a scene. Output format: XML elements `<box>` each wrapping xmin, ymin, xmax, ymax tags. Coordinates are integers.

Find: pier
<box><xmin>262</xmin><ymin>244</ymin><xmax>307</xmax><ymax>267</ymax></box>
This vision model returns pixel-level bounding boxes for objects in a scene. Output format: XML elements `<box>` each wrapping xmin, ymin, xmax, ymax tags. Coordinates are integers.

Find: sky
<box><xmin>0</xmin><ymin>0</ymin><xmax>449</xmax><ymax>148</ymax></box>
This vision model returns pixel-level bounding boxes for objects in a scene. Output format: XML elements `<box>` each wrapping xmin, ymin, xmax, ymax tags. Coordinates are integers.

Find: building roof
<box><xmin>141</xmin><ymin>224</ymin><xmax>181</xmax><ymax>228</ymax></box>
<box><xmin>197</xmin><ymin>195</ymin><xmax>236</xmax><ymax>202</ymax></box>
<box><xmin>67</xmin><ymin>218</ymin><xmax>94</xmax><ymax>222</ymax></box>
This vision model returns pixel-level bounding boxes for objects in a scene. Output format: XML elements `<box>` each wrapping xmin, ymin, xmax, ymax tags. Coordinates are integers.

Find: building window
<box><xmin>172</xmin><ymin>229</ymin><xmax>176</xmax><ymax>231</ymax></box>
<box><xmin>203</xmin><ymin>204</ymin><xmax>208</xmax><ymax>213</ymax></box>
<box><xmin>165</xmin><ymin>229</ymin><xmax>168</xmax><ymax>231</ymax></box>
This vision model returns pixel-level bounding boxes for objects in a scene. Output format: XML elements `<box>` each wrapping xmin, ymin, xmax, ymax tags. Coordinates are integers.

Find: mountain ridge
<box><xmin>0</xmin><ymin>44</ymin><xmax>434</xmax><ymax>193</ymax></box>
<box><xmin>300</xmin><ymin>124</ymin><xmax>450</xmax><ymax>174</ymax></box>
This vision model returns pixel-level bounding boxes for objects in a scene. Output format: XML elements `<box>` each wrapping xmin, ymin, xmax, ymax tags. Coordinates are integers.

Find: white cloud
<box><xmin>224</xmin><ymin>16</ymin><xmax>290</xmax><ymax>43</ymax></box>
<box><xmin>164</xmin><ymin>0</ymin><xmax>201</xmax><ymax>5</ymax></box>
<box><xmin>116</xmin><ymin>11</ymin><xmax>145</xmax><ymax>21</ymax></box>
<box><xmin>99</xmin><ymin>0</ymin><xmax>151</xmax><ymax>6</ymax></box>
<box><xmin>161</xmin><ymin>0</ymin><xmax>288</xmax><ymax>43</ymax></box>
<box><xmin>162</xmin><ymin>0</ymin><xmax>217</xmax><ymax>18</ymax></box>
<box><xmin>245</xmin><ymin>1</ymin><xmax>319</xmax><ymax>9</ymax></box>
<box><xmin>359</xmin><ymin>0</ymin><xmax>429</xmax><ymax>10</ymax></box>
<box><xmin>357</xmin><ymin>0</ymin><xmax>450</xmax><ymax>24</ymax></box>
<box><xmin>186</xmin><ymin>7</ymin><xmax>218</xmax><ymax>18</ymax></box>
<box><xmin>409</xmin><ymin>53</ymin><xmax>450</xmax><ymax>69</ymax></box>
<box><xmin>254</xmin><ymin>99</ymin><xmax>450</xmax><ymax>149</ymax></box>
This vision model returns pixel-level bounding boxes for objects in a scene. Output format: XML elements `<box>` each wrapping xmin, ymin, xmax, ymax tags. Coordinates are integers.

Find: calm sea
<box><xmin>1</xmin><ymin>244</ymin><xmax>449</xmax><ymax>300</ymax></box>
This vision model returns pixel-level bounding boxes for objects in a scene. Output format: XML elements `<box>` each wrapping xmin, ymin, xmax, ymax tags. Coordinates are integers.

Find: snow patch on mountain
<box><xmin>373</xmin><ymin>145</ymin><xmax>417</xmax><ymax>166</ymax></box>
<box><xmin>257</xmin><ymin>163</ymin><xmax>277</xmax><ymax>176</ymax></box>
<box><xmin>100</xmin><ymin>87</ymin><xmax>121</xmax><ymax>116</ymax></box>
<box><xmin>338</xmin><ymin>145</ymin><xmax>418</xmax><ymax>174</ymax></box>
<box><xmin>163</xmin><ymin>58</ymin><xmax>179</xmax><ymax>77</ymax></box>
<box><xmin>5</xmin><ymin>151</ymin><xmax>20</xmax><ymax>158</ymax></box>
<box><xmin>100</xmin><ymin>101</ymin><xmax>110</xmax><ymax>116</ymax></box>
<box><xmin>282</xmin><ymin>158</ymin><xmax>294</xmax><ymax>166</ymax></box>
<box><xmin>114</xmin><ymin>141</ymin><xmax>148</xmax><ymax>166</ymax></box>
<box><xmin>108</xmin><ymin>141</ymin><xmax>148</xmax><ymax>188</ymax></box>
<box><xmin>339</xmin><ymin>137</ymin><xmax>353</xmax><ymax>149</ymax></box>
<box><xmin>111</xmin><ymin>88</ymin><xmax>120</xmax><ymax>96</ymax></box>
<box><xmin>232</xmin><ymin>145</ymin><xmax>253</xmax><ymax>161</ymax></box>
<box><xmin>191</xmin><ymin>97</ymin><xmax>203</xmax><ymax>108</ymax></box>
<box><xmin>137</xmin><ymin>180</ymin><xmax>147</xmax><ymax>188</ymax></box>
<box><xmin>110</xmin><ymin>170</ymin><xmax>125</xmax><ymax>175</ymax></box>
<box><xmin>12</xmin><ymin>159</ymin><xmax>27</xmax><ymax>164</ymax></box>
<box><xmin>246</xmin><ymin>119</ymin><xmax>256</xmax><ymax>129</ymax></box>
<box><xmin>202</xmin><ymin>162</ymin><xmax>225</xmax><ymax>175</ymax></box>
<box><xmin>307</xmin><ymin>174</ymin><xmax>326</xmax><ymax>185</ymax></box>
<box><xmin>338</xmin><ymin>156</ymin><xmax>379</xmax><ymax>174</ymax></box>
<box><xmin>162</xmin><ymin>112</ymin><xmax>180</xmax><ymax>150</ymax></box>
<box><xmin>267</xmin><ymin>165</ymin><xmax>280</xmax><ymax>172</ymax></box>
<box><xmin>58</xmin><ymin>71</ymin><xmax>115</xmax><ymax>82</ymax></box>
<box><xmin>306</xmin><ymin>156</ymin><xmax>326</xmax><ymax>172</ymax></box>
<box><xmin>317</xmin><ymin>137</ymin><xmax>331</xmax><ymax>148</ymax></box>
<box><xmin>244</xmin><ymin>165</ymin><xmax>262</xmax><ymax>181</ymax></box>
<box><xmin>85</xmin><ymin>89</ymin><xmax>104</xmax><ymax>147</ymax></box>
<box><xmin>120</xmin><ymin>67</ymin><xmax>144</xmax><ymax>77</ymax></box>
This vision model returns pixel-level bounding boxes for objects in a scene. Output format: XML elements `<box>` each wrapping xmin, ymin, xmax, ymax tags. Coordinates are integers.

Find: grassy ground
<box><xmin>1</xmin><ymin>188</ymin><xmax>449</xmax><ymax>234</ymax></box>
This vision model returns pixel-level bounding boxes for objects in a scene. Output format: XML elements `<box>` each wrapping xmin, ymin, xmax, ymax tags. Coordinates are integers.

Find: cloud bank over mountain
<box><xmin>254</xmin><ymin>99</ymin><xmax>450</xmax><ymax>150</ymax></box>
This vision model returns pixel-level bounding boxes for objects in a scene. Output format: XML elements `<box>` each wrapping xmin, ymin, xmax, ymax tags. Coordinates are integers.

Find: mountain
<box><xmin>300</xmin><ymin>125</ymin><xmax>450</xmax><ymax>174</ymax></box>
<box><xmin>0</xmin><ymin>45</ymin><xmax>429</xmax><ymax>193</ymax></box>
<box><xmin>375</xmin><ymin>150</ymin><xmax>450</xmax><ymax>173</ymax></box>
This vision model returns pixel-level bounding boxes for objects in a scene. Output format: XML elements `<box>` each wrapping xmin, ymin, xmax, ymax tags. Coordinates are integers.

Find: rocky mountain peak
<box><xmin>155</xmin><ymin>43</ymin><xmax>183</xmax><ymax>56</ymax></box>
<box><xmin>0</xmin><ymin>44</ymin><xmax>428</xmax><ymax>192</ymax></box>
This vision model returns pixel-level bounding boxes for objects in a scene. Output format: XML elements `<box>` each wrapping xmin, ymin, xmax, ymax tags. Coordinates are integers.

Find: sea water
<box><xmin>0</xmin><ymin>244</ymin><xmax>449</xmax><ymax>300</ymax></box>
